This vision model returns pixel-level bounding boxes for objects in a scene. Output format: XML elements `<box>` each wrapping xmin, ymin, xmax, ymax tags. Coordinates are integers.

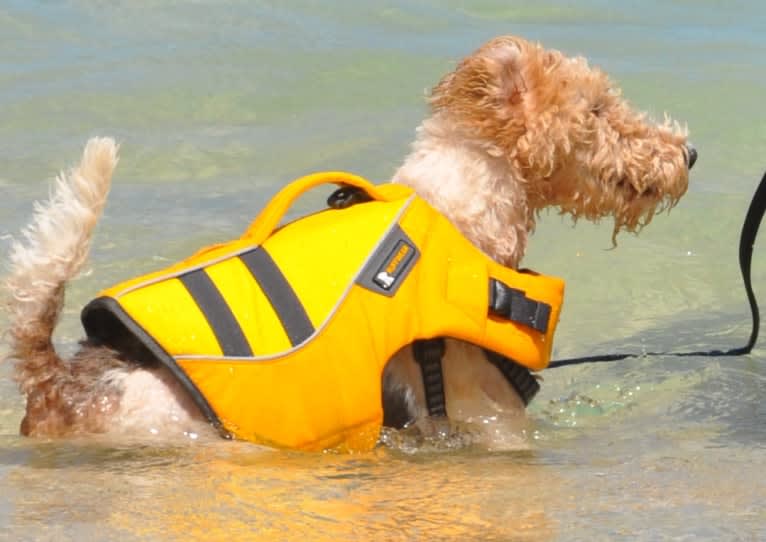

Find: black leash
<box><xmin>549</xmin><ymin>169</ymin><xmax>766</xmax><ymax>369</ymax></box>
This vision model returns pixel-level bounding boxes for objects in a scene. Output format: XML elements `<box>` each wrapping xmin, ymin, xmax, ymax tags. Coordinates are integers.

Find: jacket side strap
<box><xmin>412</xmin><ymin>338</ymin><xmax>447</xmax><ymax>418</ymax></box>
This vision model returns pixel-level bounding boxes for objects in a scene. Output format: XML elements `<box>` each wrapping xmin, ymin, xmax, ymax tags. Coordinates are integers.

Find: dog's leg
<box><xmin>382</xmin><ymin>340</ymin><xmax>525</xmax><ymax>429</ymax></box>
<box><xmin>3</xmin><ymin>138</ymin><xmax>118</xmax><ymax>400</ymax></box>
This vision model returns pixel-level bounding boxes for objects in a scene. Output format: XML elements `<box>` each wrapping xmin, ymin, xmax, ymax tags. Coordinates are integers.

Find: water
<box><xmin>1</xmin><ymin>1</ymin><xmax>765</xmax><ymax>540</ymax></box>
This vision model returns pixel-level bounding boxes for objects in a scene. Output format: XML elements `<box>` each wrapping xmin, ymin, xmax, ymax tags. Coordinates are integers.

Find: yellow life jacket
<box><xmin>81</xmin><ymin>172</ymin><xmax>565</xmax><ymax>452</ymax></box>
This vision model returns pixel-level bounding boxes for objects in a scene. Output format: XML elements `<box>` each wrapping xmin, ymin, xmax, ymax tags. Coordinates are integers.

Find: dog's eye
<box><xmin>616</xmin><ymin>179</ymin><xmax>635</xmax><ymax>193</ymax></box>
<box><xmin>591</xmin><ymin>104</ymin><xmax>603</xmax><ymax>117</ymax></box>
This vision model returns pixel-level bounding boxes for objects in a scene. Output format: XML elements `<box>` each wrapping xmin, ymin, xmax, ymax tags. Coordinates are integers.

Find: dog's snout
<box><xmin>686</xmin><ymin>144</ymin><xmax>697</xmax><ymax>170</ymax></box>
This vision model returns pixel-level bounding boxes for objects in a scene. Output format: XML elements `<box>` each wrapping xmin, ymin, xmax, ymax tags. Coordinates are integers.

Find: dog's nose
<box><xmin>686</xmin><ymin>144</ymin><xmax>697</xmax><ymax>169</ymax></box>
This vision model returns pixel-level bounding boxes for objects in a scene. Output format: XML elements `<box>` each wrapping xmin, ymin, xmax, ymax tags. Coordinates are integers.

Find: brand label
<box><xmin>358</xmin><ymin>225</ymin><xmax>419</xmax><ymax>297</ymax></box>
<box><xmin>373</xmin><ymin>241</ymin><xmax>415</xmax><ymax>290</ymax></box>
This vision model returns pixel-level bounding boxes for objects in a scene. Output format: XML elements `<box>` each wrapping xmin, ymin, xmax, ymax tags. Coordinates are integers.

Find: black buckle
<box><xmin>489</xmin><ymin>279</ymin><xmax>551</xmax><ymax>333</ymax></box>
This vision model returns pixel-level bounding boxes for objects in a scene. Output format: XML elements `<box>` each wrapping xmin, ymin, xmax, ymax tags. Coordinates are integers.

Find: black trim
<box><xmin>81</xmin><ymin>297</ymin><xmax>229</xmax><ymax>438</ymax></box>
<box><xmin>483</xmin><ymin>349</ymin><xmax>540</xmax><ymax>405</ymax></box>
<box><xmin>239</xmin><ymin>247</ymin><xmax>315</xmax><ymax>346</ymax></box>
<box><xmin>412</xmin><ymin>339</ymin><xmax>447</xmax><ymax>417</ymax></box>
<box><xmin>489</xmin><ymin>279</ymin><xmax>551</xmax><ymax>333</ymax></box>
<box><xmin>179</xmin><ymin>269</ymin><xmax>253</xmax><ymax>357</ymax></box>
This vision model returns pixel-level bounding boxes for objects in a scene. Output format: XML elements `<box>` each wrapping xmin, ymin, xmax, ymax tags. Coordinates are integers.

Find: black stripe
<box><xmin>179</xmin><ymin>269</ymin><xmax>253</xmax><ymax>357</ymax></box>
<box><xmin>239</xmin><ymin>247</ymin><xmax>315</xmax><ymax>346</ymax></box>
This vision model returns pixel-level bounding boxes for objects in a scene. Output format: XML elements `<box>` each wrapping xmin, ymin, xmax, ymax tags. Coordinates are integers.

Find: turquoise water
<box><xmin>1</xmin><ymin>1</ymin><xmax>765</xmax><ymax>540</ymax></box>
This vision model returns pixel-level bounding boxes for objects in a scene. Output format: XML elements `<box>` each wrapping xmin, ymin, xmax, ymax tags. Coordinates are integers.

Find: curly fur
<box><xmin>2</xmin><ymin>36</ymin><xmax>693</xmax><ymax>445</ymax></box>
<box><xmin>3</xmin><ymin>139</ymin><xmax>206</xmax><ymax>438</ymax></box>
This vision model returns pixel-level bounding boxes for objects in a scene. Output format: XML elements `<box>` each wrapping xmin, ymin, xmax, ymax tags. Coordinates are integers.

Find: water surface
<box><xmin>1</xmin><ymin>1</ymin><xmax>765</xmax><ymax>540</ymax></box>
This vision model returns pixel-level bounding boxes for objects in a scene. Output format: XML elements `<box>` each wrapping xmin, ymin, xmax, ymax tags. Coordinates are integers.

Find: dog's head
<box><xmin>429</xmin><ymin>35</ymin><xmax>694</xmax><ymax>242</ymax></box>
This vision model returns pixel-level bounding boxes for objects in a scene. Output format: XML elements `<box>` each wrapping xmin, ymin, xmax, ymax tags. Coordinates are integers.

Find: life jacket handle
<box><xmin>242</xmin><ymin>171</ymin><xmax>413</xmax><ymax>245</ymax></box>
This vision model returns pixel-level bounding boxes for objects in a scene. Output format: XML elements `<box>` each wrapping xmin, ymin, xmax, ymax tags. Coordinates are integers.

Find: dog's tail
<box><xmin>3</xmin><ymin>138</ymin><xmax>118</xmax><ymax>395</ymax></box>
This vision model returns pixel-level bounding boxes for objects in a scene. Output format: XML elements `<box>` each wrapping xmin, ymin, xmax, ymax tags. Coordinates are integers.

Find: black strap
<box><xmin>412</xmin><ymin>340</ymin><xmax>542</xmax><ymax>414</ymax></box>
<box><xmin>179</xmin><ymin>269</ymin><xmax>253</xmax><ymax>356</ymax></box>
<box><xmin>732</xmin><ymin>169</ymin><xmax>766</xmax><ymax>354</ymax></box>
<box><xmin>412</xmin><ymin>339</ymin><xmax>447</xmax><ymax>417</ymax></box>
<box><xmin>489</xmin><ymin>279</ymin><xmax>551</xmax><ymax>333</ymax></box>
<box><xmin>483</xmin><ymin>350</ymin><xmax>540</xmax><ymax>405</ymax></box>
<box><xmin>239</xmin><ymin>247</ymin><xmax>315</xmax><ymax>347</ymax></box>
<box><xmin>549</xmin><ymin>169</ymin><xmax>766</xmax><ymax>369</ymax></box>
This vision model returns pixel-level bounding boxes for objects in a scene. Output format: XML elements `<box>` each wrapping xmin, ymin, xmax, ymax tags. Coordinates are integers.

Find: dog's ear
<box><xmin>429</xmin><ymin>38</ymin><xmax>529</xmax><ymax>146</ymax></box>
<box><xmin>512</xmin><ymin>46</ymin><xmax>581</xmax><ymax>177</ymax></box>
<box><xmin>478</xmin><ymin>39</ymin><xmax>528</xmax><ymax>108</ymax></box>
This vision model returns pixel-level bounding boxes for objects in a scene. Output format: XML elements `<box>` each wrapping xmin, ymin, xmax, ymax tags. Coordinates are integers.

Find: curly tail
<box><xmin>3</xmin><ymin>138</ymin><xmax>118</xmax><ymax>394</ymax></box>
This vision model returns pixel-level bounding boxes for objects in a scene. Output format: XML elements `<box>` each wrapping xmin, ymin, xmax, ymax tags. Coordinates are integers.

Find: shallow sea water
<box><xmin>1</xmin><ymin>1</ymin><xmax>765</xmax><ymax>540</ymax></box>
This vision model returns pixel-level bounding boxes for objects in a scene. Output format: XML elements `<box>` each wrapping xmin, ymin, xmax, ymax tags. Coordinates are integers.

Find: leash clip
<box><xmin>327</xmin><ymin>186</ymin><xmax>373</xmax><ymax>209</ymax></box>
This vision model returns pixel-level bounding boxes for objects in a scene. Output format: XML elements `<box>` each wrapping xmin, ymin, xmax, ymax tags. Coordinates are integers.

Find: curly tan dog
<box><xmin>3</xmin><ymin>36</ymin><xmax>694</xmax><ymax>445</ymax></box>
<box><xmin>383</xmin><ymin>36</ymin><xmax>694</xmax><ymax>437</ymax></box>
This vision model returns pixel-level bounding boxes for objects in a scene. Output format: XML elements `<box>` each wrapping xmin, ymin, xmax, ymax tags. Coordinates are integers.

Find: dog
<box><xmin>382</xmin><ymin>35</ymin><xmax>694</xmax><ymax>438</ymax></box>
<box><xmin>2</xmin><ymin>35</ymin><xmax>694</xmax><ymax>447</ymax></box>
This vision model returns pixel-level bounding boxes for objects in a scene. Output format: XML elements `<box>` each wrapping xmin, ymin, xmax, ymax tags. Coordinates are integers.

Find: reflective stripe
<box><xmin>179</xmin><ymin>269</ymin><xmax>253</xmax><ymax>356</ymax></box>
<box><xmin>239</xmin><ymin>247</ymin><xmax>315</xmax><ymax>346</ymax></box>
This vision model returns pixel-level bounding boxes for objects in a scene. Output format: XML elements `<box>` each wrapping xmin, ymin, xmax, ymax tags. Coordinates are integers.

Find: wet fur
<box><xmin>2</xmin><ymin>36</ymin><xmax>692</xmax><ymax>443</ymax></box>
